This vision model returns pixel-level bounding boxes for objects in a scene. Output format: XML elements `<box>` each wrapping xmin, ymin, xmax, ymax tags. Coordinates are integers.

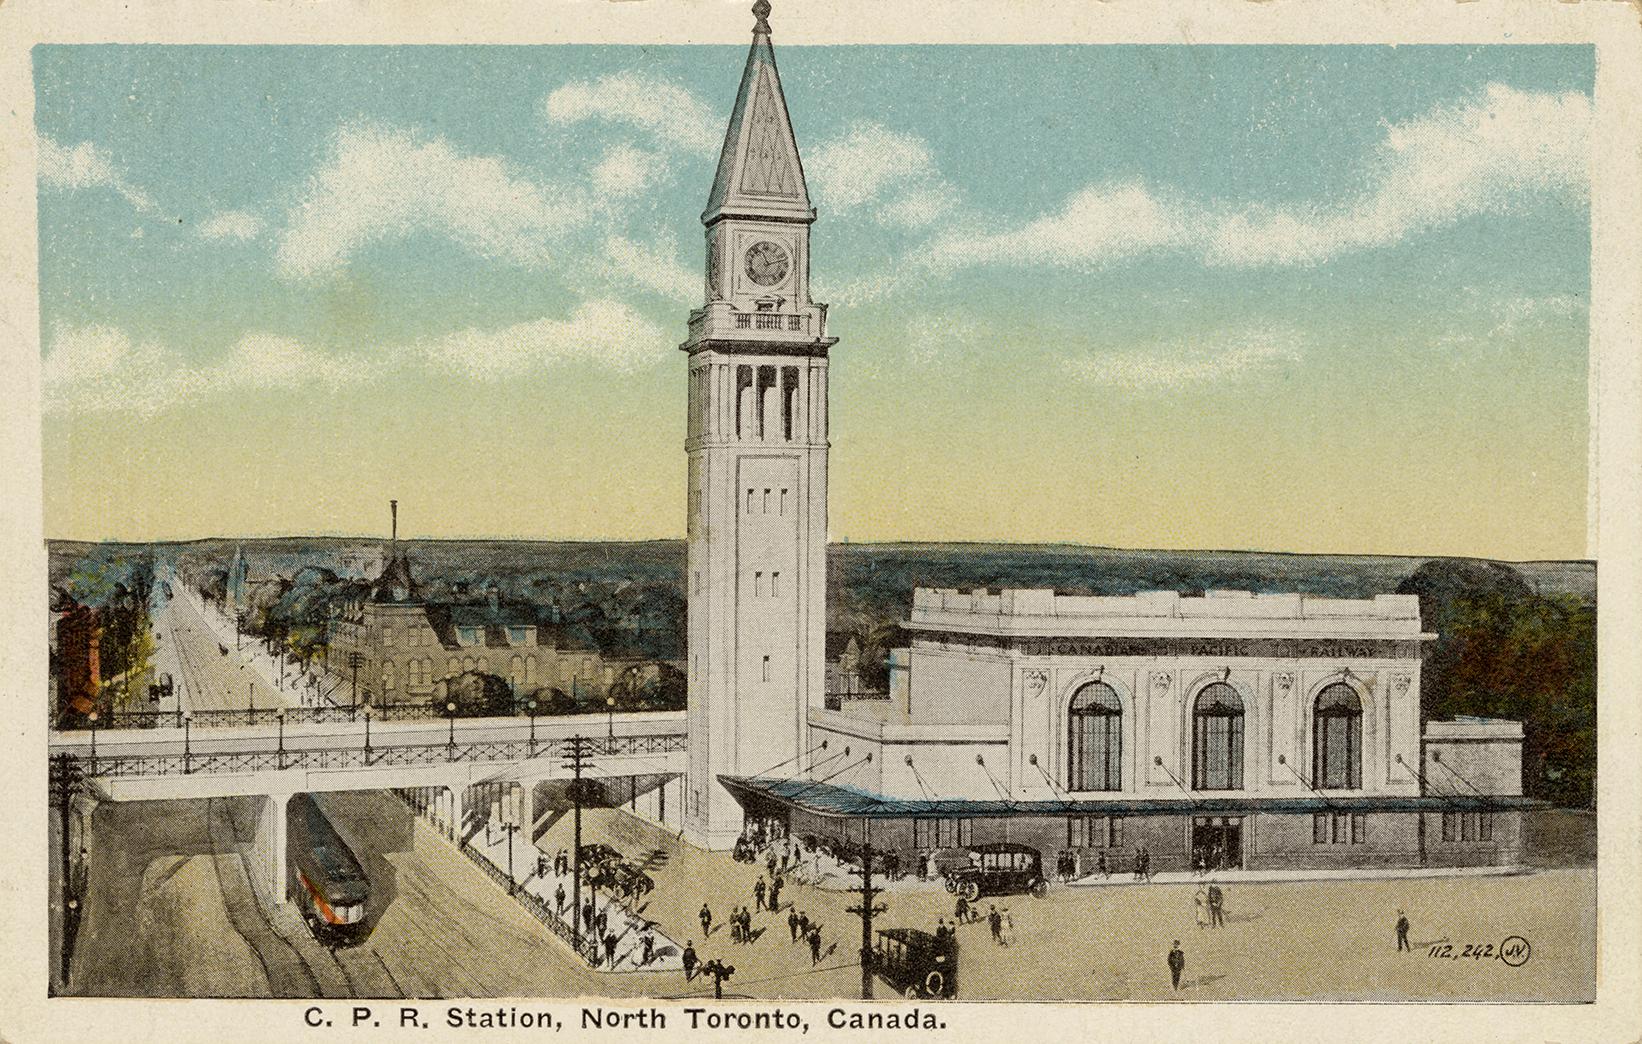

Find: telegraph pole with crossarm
<box><xmin>845</xmin><ymin>826</ymin><xmax>888</xmax><ymax>1000</ymax></box>
<box><xmin>562</xmin><ymin>735</ymin><xmax>592</xmax><ymax>957</ymax></box>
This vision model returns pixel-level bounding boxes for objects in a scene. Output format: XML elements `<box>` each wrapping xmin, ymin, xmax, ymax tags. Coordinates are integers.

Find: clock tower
<box><xmin>682</xmin><ymin>0</ymin><xmax>835</xmax><ymax>849</ymax></box>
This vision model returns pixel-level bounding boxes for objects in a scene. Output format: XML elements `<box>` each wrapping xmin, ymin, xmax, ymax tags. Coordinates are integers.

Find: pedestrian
<box><xmin>768</xmin><ymin>875</ymin><xmax>782</xmax><ymax>912</ymax></box>
<box><xmin>1132</xmin><ymin>849</ymin><xmax>1144</xmax><ymax>881</ymax></box>
<box><xmin>754</xmin><ymin>876</ymin><xmax>767</xmax><ymax>912</ymax></box>
<box><xmin>955</xmin><ymin>894</ymin><xmax>970</xmax><ymax>925</ymax></box>
<box><xmin>700</xmin><ymin>902</ymin><xmax>713</xmax><ymax>938</ymax></box>
<box><xmin>988</xmin><ymin>905</ymin><xmax>1004</xmax><ymax>946</ymax></box>
<box><xmin>1194</xmin><ymin>886</ymin><xmax>1208</xmax><ymax>929</ymax></box>
<box><xmin>1396</xmin><ymin>910</ymin><xmax>1411</xmax><ymax>952</ymax></box>
<box><xmin>1141</xmin><ymin>847</ymin><xmax>1152</xmax><ymax>882</ymax></box>
<box><xmin>555</xmin><ymin>882</ymin><xmax>566</xmax><ymax>914</ymax></box>
<box><xmin>555</xmin><ymin>848</ymin><xmax>567</xmax><ymax>877</ymax></box>
<box><xmin>642</xmin><ymin>930</ymin><xmax>655</xmax><ymax>966</ymax></box>
<box><xmin>788</xmin><ymin>907</ymin><xmax>801</xmax><ymax>942</ymax></box>
<box><xmin>1097</xmin><ymin>851</ymin><xmax>1108</xmax><ymax>878</ymax></box>
<box><xmin>797</xmin><ymin>910</ymin><xmax>810</xmax><ymax>941</ymax></box>
<box><xmin>1207</xmin><ymin>883</ymin><xmax>1224</xmax><ymax>928</ymax></box>
<box><xmin>596</xmin><ymin>908</ymin><xmax>608</xmax><ymax>936</ymax></box>
<box><xmin>583</xmin><ymin>900</ymin><xmax>595</xmax><ymax>933</ymax></box>
<box><xmin>682</xmin><ymin>941</ymin><xmax>698</xmax><ymax>980</ymax></box>
<box><xmin>1167</xmin><ymin>940</ymin><xmax>1185</xmax><ymax>990</ymax></box>
<box><xmin>1002</xmin><ymin>906</ymin><xmax>1014</xmax><ymax>945</ymax></box>
<box><xmin>767</xmin><ymin>850</ymin><xmax>778</xmax><ymax>880</ymax></box>
<box><xmin>603</xmin><ymin>931</ymin><xmax>618</xmax><ymax>967</ymax></box>
<box><xmin>809</xmin><ymin>925</ymin><xmax>823</xmax><ymax>965</ymax></box>
<box><xmin>935</xmin><ymin>917</ymin><xmax>949</xmax><ymax>940</ymax></box>
<box><xmin>739</xmin><ymin>907</ymin><xmax>751</xmax><ymax>943</ymax></box>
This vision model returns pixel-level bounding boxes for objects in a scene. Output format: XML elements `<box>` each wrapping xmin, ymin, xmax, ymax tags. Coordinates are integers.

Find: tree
<box><xmin>1397</xmin><ymin>559</ymin><xmax>1596</xmax><ymax>808</ymax></box>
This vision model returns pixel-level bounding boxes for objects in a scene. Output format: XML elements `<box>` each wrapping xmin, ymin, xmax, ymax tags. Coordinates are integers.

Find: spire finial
<box><xmin>752</xmin><ymin>0</ymin><xmax>771</xmax><ymax>35</ymax></box>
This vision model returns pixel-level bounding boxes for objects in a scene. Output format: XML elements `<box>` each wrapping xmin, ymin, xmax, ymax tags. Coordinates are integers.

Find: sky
<box><xmin>35</xmin><ymin>42</ymin><xmax>1593</xmax><ymax>559</ymax></box>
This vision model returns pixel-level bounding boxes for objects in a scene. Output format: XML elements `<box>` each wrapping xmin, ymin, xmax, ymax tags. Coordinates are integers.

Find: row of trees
<box><xmin>1397</xmin><ymin>559</ymin><xmax>1595</xmax><ymax>809</ymax></box>
<box><xmin>58</xmin><ymin>552</ymin><xmax>162</xmax><ymax>713</ymax></box>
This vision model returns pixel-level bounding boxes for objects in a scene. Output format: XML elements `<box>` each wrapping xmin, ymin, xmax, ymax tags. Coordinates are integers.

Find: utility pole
<box><xmin>348</xmin><ymin>652</ymin><xmax>362</xmax><ymax>709</ymax></box>
<box><xmin>844</xmin><ymin>824</ymin><xmax>887</xmax><ymax>1000</ymax></box>
<box><xmin>50</xmin><ymin>753</ymin><xmax>84</xmax><ymax>986</ymax></box>
<box><xmin>562</xmin><ymin>735</ymin><xmax>592</xmax><ymax>957</ymax></box>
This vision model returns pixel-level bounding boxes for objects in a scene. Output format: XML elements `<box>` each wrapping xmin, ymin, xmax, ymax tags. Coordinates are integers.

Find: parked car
<box><xmin>871</xmin><ymin>928</ymin><xmax>957</xmax><ymax>999</ymax></box>
<box><xmin>578</xmin><ymin>843</ymin><xmax>624</xmax><ymax>871</ymax></box>
<box><xmin>943</xmin><ymin>843</ymin><xmax>1048</xmax><ymax>901</ymax></box>
<box><xmin>609</xmin><ymin>862</ymin><xmax>653</xmax><ymax>900</ymax></box>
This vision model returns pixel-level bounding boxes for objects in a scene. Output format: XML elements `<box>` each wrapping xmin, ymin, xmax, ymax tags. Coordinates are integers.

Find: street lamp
<box><xmin>87</xmin><ymin>709</ymin><xmax>99</xmax><ymax>773</ymax></box>
<box><xmin>276</xmin><ymin>707</ymin><xmax>286</xmax><ymax>770</ymax></box>
<box><xmin>526</xmin><ymin>698</ymin><xmax>538</xmax><ymax>755</ymax></box>
<box><xmin>182</xmin><ymin>712</ymin><xmax>193</xmax><ymax>774</ymax></box>
<box><xmin>446</xmin><ymin>700</ymin><xmax>458</xmax><ymax>761</ymax></box>
<box><xmin>363</xmin><ymin>704</ymin><xmax>373</xmax><ymax>759</ymax></box>
<box><xmin>606</xmin><ymin>695</ymin><xmax>616</xmax><ymax>739</ymax></box>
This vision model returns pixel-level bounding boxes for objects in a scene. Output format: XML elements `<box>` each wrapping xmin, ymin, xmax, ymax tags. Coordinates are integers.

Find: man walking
<box><xmin>700</xmin><ymin>902</ymin><xmax>713</xmax><ymax>938</ymax></box>
<box><xmin>809</xmin><ymin>925</ymin><xmax>823</xmax><ymax>966</ymax></box>
<box><xmin>754</xmin><ymin>876</ymin><xmax>767</xmax><ymax>912</ymax></box>
<box><xmin>555</xmin><ymin>882</ymin><xmax>566</xmax><ymax>915</ymax></box>
<box><xmin>682</xmin><ymin>940</ymin><xmax>698</xmax><ymax>980</ymax></box>
<box><xmin>641</xmin><ymin>930</ymin><xmax>655</xmax><ymax>966</ymax></box>
<box><xmin>789</xmin><ymin>907</ymin><xmax>801</xmax><ymax>942</ymax></box>
<box><xmin>1396</xmin><ymin>910</ymin><xmax>1411</xmax><ymax>952</ymax></box>
<box><xmin>1168</xmin><ymin>940</ymin><xmax>1185</xmax><ymax>990</ymax></box>
<box><xmin>768</xmin><ymin>874</ymin><xmax>783</xmax><ymax>912</ymax></box>
<box><xmin>602</xmin><ymin>930</ymin><xmax>618</xmax><ymax>968</ymax></box>
<box><xmin>955</xmin><ymin>894</ymin><xmax>970</xmax><ymax>926</ymax></box>
<box><xmin>988</xmin><ymin>905</ymin><xmax>1005</xmax><ymax>946</ymax></box>
<box><xmin>1207</xmin><ymin>883</ymin><xmax>1225</xmax><ymax>928</ymax></box>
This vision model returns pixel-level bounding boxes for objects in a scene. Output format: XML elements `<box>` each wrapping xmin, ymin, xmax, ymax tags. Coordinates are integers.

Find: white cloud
<box><xmin>543</xmin><ymin>72</ymin><xmax>718</xmax><ymax>154</ymax></box>
<box><xmin>42</xmin><ymin>325</ymin><xmax>360</xmax><ymax>417</ymax></box>
<box><xmin>276</xmin><ymin>123</ymin><xmax>584</xmax><ymax>280</ymax></box>
<box><xmin>809</xmin><ymin>123</ymin><xmax>954</xmax><ymax>228</ymax></box>
<box><xmin>596</xmin><ymin>235</ymin><xmax>699</xmax><ymax>302</ymax></box>
<box><xmin>1203</xmin><ymin>84</ymin><xmax>1591</xmax><ymax>266</ymax></box>
<box><xmin>425</xmin><ymin>299</ymin><xmax>666</xmax><ymax>380</ymax></box>
<box><xmin>44</xmin><ymin>298</ymin><xmax>669</xmax><ymax>416</ymax></box>
<box><xmin>1062</xmin><ymin>328</ymin><xmax>1303</xmax><ymax>392</ymax></box>
<box><xmin>592</xmin><ymin>144</ymin><xmax>664</xmax><ymax>199</ymax></box>
<box><xmin>895</xmin><ymin>84</ymin><xmax>1589</xmax><ymax>281</ymax></box>
<box><xmin>37</xmin><ymin>135</ymin><xmax>154</xmax><ymax>212</ymax></box>
<box><xmin>196</xmin><ymin>209</ymin><xmax>264</xmax><ymax>242</ymax></box>
<box><xmin>928</xmin><ymin>182</ymin><xmax>1190</xmax><ymax>273</ymax></box>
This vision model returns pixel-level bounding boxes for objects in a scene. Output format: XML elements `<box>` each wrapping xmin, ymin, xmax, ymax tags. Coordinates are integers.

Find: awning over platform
<box><xmin>719</xmin><ymin>775</ymin><xmax>1548</xmax><ymax>821</ymax></box>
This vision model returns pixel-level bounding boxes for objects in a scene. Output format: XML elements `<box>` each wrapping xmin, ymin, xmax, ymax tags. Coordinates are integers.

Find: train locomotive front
<box><xmin>288</xmin><ymin>793</ymin><xmax>370</xmax><ymax>946</ymax></box>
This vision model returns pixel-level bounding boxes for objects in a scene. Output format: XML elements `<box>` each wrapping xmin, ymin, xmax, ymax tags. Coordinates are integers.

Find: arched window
<box><xmin>525</xmin><ymin>656</ymin><xmax>537</xmax><ymax>684</ymax></box>
<box><xmin>1192</xmin><ymin>682</ymin><xmax>1244</xmax><ymax>791</ymax></box>
<box><xmin>510</xmin><ymin>655</ymin><xmax>524</xmax><ymax>689</ymax></box>
<box><xmin>1067</xmin><ymin>681</ymin><xmax>1122</xmax><ymax>791</ymax></box>
<box><xmin>447</xmin><ymin>656</ymin><xmax>460</xmax><ymax>676</ymax></box>
<box><xmin>382</xmin><ymin>662</ymin><xmax>396</xmax><ymax>691</ymax></box>
<box><xmin>1313</xmin><ymin>683</ymin><xmax>1363</xmax><ymax>789</ymax></box>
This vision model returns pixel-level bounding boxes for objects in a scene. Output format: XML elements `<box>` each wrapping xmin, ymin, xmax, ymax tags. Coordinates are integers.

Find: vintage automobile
<box><xmin>608</xmin><ymin>862</ymin><xmax>654</xmax><ymax>900</ymax></box>
<box><xmin>870</xmin><ymin>928</ymin><xmax>957</xmax><ymax>999</ymax></box>
<box><xmin>577</xmin><ymin>843</ymin><xmax>625</xmax><ymax>871</ymax></box>
<box><xmin>943</xmin><ymin>843</ymin><xmax>1049</xmax><ymax>901</ymax></box>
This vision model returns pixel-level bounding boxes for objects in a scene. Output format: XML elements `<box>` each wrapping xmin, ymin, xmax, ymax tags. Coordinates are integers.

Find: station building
<box><xmin>725</xmin><ymin>588</ymin><xmax>1535</xmax><ymax>872</ymax></box>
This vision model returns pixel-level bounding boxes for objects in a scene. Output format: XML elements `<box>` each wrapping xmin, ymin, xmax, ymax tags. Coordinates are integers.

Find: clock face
<box><xmin>744</xmin><ymin>240</ymin><xmax>790</xmax><ymax>287</ymax></box>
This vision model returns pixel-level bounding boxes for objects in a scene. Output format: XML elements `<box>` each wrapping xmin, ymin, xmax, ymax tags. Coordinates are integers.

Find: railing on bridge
<box><xmin>66</xmin><ymin>732</ymin><xmax>687</xmax><ymax>780</ymax></box>
<box><xmin>91</xmin><ymin>701</ymin><xmax>682</xmax><ymax>731</ymax></box>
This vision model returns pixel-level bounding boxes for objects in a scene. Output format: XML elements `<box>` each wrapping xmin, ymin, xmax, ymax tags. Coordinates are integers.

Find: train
<box><xmin>287</xmin><ymin>793</ymin><xmax>370</xmax><ymax>946</ymax></box>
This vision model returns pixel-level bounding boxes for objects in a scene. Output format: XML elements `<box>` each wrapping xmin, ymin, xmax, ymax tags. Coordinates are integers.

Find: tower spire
<box><xmin>703</xmin><ymin>0</ymin><xmax>811</xmax><ymax>225</ymax></box>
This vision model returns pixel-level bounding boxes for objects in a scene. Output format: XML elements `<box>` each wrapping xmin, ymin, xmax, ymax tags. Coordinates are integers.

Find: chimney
<box><xmin>390</xmin><ymin>499</ymin><xmax>398</xmax><ymax>543</ymax></box>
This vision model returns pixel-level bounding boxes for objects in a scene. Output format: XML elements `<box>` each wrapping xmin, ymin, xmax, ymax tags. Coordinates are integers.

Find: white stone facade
<box><xmin>811</xmin><ymin>588</ymin><xmax>1436</xmax><ymax>805</ymax></box>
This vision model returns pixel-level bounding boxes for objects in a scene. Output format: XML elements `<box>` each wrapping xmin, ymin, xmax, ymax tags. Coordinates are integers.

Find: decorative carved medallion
<box><xmin>1022</xmin><ymin>669</ymin><xmax>1049</xmax><ymax>699</ymax></box>
<box><xmin>1151</xmin><ymin>671</ymin><xmax>1172</xmax><ymax>694</ymax></box>
<box><xmin>1390</xmin><ymin>673</ymin><xmax>1412</xmax><ymax>696</ymax></box>
<box><xmin>1273</xmin><ymin>671</ymin><xmax>1294</xmax><ymax>693</ymax></box>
